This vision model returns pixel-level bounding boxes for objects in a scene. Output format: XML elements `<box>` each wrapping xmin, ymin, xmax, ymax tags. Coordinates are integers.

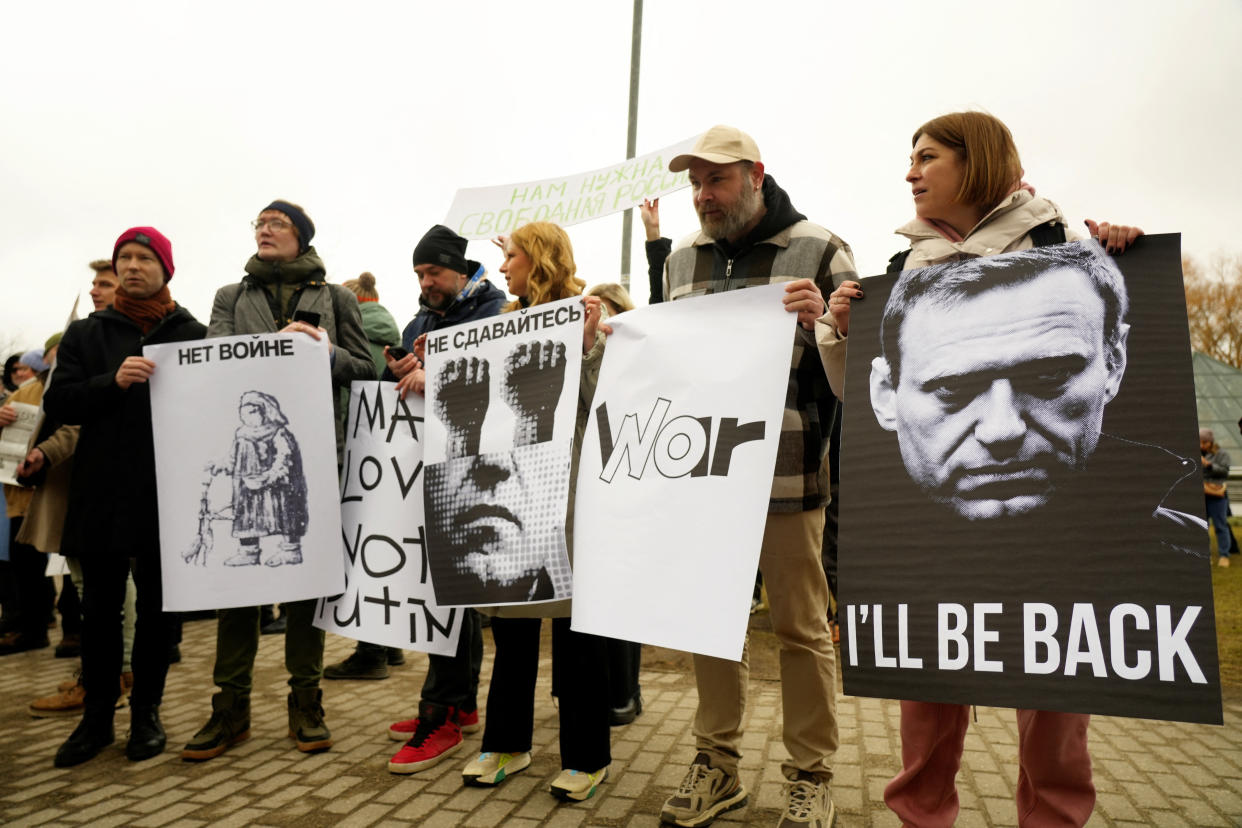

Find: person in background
<box><xmin>89</xmin><ymin>259</ymin><xmax>119</xmax><ymax>311</ymax></box>
<box><xmin>341</xmin><ymin>271</ymin><xmax>400</xmax><ymax>381</ymax></box>
<box><xmin>584</xmin><ymin>281</ymin><xmax>644</xmax><ymax>726</ymax></box>
<box><xmin>587</xmin><ymin>282</ymin><xmax>635</xmax><ymax>317</ymax></box>
<box><xmin>1201</xmin><ymin>428</ymin><xmax>1232</xmax><ymax>567</ymax></box>
<box><xmin>3</xmin><ymin>354</ymin><xmax>22</xmax><ymax>394</ymax></box>
<box><xmin>0</xmin><ymin>349</ymin><xmax>55</xmax><ymax>656</ymax></box>
<box><xmin>639</xmin><ymin>198</ymin><xmax>670</xmax><ymax>304</ymax></box>
<box><xmin>14</xmin><ymin>334</ymin><xmax>83</xmax><ymax>661</ymax></box>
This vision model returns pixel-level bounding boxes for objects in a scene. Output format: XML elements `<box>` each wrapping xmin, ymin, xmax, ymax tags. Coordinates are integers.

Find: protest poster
<box><xmin>422</xmin><ymin>297</ymin><xmax>584</xmax><ymax>607</ymax></box>
<box><xmin>314</xmin><ymin>382</ymin><xmax>461</xmax><ymax>655</ymax></box>
<box><xmin>0</xmin><ymin>401</ymin><xmax>40</xmax><ymax>486</ymax></box>
<box><xmin>837</xmin><ymin>235</ymin><xmax>1222</xmax><ymax>724</ymax></box>
<box><xmin>147</xmin><ymin>333</ymin><xmax>345</xmax><ymax>611</ymax></box>
<box><xmin>572</xmin><ymin>284</ymin><xmax>794</xmax><ymax>660</ymax></box>
<box><xmin>442</xmin><ymin>135</ymin><xmax>700</xmax><ymax>240</ymax></box>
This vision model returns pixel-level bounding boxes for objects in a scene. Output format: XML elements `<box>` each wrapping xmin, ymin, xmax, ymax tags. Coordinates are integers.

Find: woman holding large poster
<box><xmin>818</xmin><ymin>112</ymin><xmax>1144</xmax><ymax>827</ymax></box>
<box><xmin>453</xmin><ymin>221</ymin><xmax>614</xmax><ymax>803</ymax></box>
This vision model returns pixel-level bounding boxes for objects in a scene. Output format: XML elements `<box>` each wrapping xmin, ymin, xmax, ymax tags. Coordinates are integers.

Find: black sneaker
<box><xmin>323</xmin><ymin>650</ymin><xmax>389</xmax><ymax>680</ymax></box>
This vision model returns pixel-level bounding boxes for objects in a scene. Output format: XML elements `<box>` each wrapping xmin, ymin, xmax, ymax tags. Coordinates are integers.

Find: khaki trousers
<box><xmin>692</xmin><ymin>508</ymin><xmax>838</xmax><ymax>781</ymax></box>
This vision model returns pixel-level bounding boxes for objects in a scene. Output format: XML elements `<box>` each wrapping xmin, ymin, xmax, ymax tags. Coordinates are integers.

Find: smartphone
<box><xmin>387</xmin><ymin>346</ymin><xmax>409</xmax><ymax>362</ymax></box>
<box><xmin>293</xmin><ymin>310</ymin><xmax>321</xmax><ymax>327</ymax></box>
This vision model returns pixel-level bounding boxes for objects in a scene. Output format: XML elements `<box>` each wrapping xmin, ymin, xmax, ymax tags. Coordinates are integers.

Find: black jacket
<box><xmin>43</xmin><ymin>306</ymin><xmax>206</xmax><ymax>559</ymax></box>
<box><xmin>385</xmin><ymin>278</ymin><xmax>508</xmax><ymax>379</ymax></box>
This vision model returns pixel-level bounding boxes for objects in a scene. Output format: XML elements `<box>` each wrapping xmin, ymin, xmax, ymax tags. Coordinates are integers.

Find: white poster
<box><xmin>423</xmin><ymin>297</ymin><xmax>584</xmax><ymax>606</ymax></box>
<box><xmin>315</xmin><ymin>382</ymin><xmax>461</xmax><ymax>655</ymax></box>
<box><xmin>147</xmin><ymin>334</ymin><xmax>345</xmax><ymax>611</ymax></box>
<box><xmin>572</xmin><ymin>285</ymin><xmax>794</xmax><ymax>660</ymax></box>
<box><xmin>0</xmin><ymin>401</ymin><xmax>40</xmax><ymax>486</ymax></box>
<box><xmin>442</xmin><ymin>134</ymin><xmax>700</xmax><ymax>239</ymax></box>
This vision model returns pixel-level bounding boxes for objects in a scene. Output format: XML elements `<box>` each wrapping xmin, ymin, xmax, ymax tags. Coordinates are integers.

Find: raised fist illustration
<box><xmin>503</xmin><ymin>340</ymin><xmax>567</xmax><ymax>446</ymax></box>
<box><xmin>435</xmin><ymin>357</ymin><xmax>490</xmax><ymax>457</ymax></box>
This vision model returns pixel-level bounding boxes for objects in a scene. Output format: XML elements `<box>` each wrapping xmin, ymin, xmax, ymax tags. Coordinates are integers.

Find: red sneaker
<box><xmin>389</xmin><ymin>705</ymin><xmax>480</xmax><ymax>740</ymax></box>
<box><xmin>387</xmin><ymin>701</ymin><xmax>462</xmax><ymax>775</ymax></box>
<box><xmin>455</xmin><ymin>707</ymin><xmax>481</xmax><ymax>734</ymax></box>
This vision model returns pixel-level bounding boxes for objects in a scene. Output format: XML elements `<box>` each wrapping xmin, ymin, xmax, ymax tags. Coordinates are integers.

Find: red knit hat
<box><xmin>112</xmin><ymin>226</ymin><xmax>175</xmax><ymax>281</ymax></box>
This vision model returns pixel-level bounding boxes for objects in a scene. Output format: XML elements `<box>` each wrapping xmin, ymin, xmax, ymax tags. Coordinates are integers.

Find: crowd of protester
<box><xmin>0</xmin><ymin>114</ymin><xmax>1201</xmax><ymax>828</ymax></box>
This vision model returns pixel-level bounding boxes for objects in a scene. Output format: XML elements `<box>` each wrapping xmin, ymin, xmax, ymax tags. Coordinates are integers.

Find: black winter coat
<box><xmin>43</xmin><ymin>306</ymin><xmax>206</xmax><ymax>559</ymax></box>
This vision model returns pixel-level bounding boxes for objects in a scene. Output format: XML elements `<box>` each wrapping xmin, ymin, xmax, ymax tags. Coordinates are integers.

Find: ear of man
<box><xmin>869</xmin><ymin>356</ymin><xmax>899</xmax><ymax>432</ymax></box>
<box><xmin>1102</xmin><ymin>322</ymin><xmax>1131</xmax><ymax>405</ymax></box>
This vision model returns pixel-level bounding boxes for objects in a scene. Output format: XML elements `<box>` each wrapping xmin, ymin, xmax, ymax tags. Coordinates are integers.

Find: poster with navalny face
<box><xmin>314</xmin><ymin>382</ymin><xmax>461</xmax><ymax>656</ymax></box>
<box><xmin>837</xmin><ymin>235</ymin><xmax>1222</xmax><ymax>724</ymax></box>
<box><xmin>572</xmin><ymin>284</ymin><xmax>793</xmax><ymax>661</ymax></box>
<box><xmin>421</xmin><ymin>296</ymin><xmax>584</xmax><ymax>607</ymax></box>
<box><xmin>147</xmin><ymin>333</ymin><xmax>344</xmax><ymax>611</ymax></box>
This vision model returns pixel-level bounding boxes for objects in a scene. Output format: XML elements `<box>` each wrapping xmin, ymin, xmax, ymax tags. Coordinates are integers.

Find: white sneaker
<box><xmin>550</xmin><ymin>765</ymin><xmax>608</xmax><ymax>801</ymax></box>
<box><xmin>461</xmin><ymin>751</ymin><xmax>531</xmax><ymax>786</ymax></box>
<box><xmin>778</xmin><ymin>777</ymin><xmax>835</xmax><ymax>827</ymax></box>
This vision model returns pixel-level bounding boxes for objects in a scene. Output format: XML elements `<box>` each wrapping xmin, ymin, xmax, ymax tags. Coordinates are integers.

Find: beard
<box><xmin>423</xmin><ymin>288</ymin><xmax>454</xmax><ymax>311</ymax></box>
<box><xmin>698</xmin><ymin>180</ymin><xmax>763</xmax><ymax>241</ymax></box>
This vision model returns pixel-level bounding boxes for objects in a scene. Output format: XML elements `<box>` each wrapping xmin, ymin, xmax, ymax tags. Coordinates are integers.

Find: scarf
<box><xmin>244</xmin><ymin>248</ymin><xmax>327</xmax><ymax>326</ymax></box>
<box><xmin>113</xmin><ymin>284</ymin><xmax>176</xmax><ymax>334</ymax></box>
<box><xmin>924</xmin><ymin>181</ymin><xmax>1039</xmax><ymax>243</ymax></box>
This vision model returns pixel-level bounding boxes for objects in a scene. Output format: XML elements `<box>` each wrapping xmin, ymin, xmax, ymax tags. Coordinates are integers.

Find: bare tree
<box><xmin>1184</xmin><ymin>254</ymin><xmax>1242</xmax><ymax>369</ymax></box>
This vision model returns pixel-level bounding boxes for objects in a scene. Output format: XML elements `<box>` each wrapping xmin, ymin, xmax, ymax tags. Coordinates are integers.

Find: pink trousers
<box><xmin>884</xmin><ymin>702</ymin><xmax>1094</xmax><ymax>827</ymax></box>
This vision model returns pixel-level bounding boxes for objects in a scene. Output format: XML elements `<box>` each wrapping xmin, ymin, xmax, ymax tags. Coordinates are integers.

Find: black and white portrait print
<box><xmin>423</xmin><ymin>310</ymin><xmax>582</xmax><ymax>607</ymax></box>
<box><xmin>839</xmin><ymin>237</ymin><xmax>1222</xmax><ymax>724</ymax></box>
<box><xmin>186</xmin><ymin>390</ymin><xmax>309</xmax><ymax>568</ymax></box>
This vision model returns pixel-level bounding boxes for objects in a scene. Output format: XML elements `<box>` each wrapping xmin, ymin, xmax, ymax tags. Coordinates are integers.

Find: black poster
<box><xmin>838</xmin><ymin>235</ymin><xmax>1222</xmax><ymax>724</ymax></box>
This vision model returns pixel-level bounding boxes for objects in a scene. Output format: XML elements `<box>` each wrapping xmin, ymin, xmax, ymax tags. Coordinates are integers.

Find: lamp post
<box><xmin>619</xmin><ymin>0</ymin><xmax>643</xmax><ymax>293</ymax></box>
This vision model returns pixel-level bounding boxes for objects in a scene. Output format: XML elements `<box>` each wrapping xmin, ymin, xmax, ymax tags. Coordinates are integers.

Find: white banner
<box><xmin>422</xmin><ymin>297</ymin><xmax>584</xmax><ymax>606</ymax></box>
<box><xmin>572</xmin><ymin>285</ymin><xmax>794</xmax><ymax>660</ymax></box>
<box><xmin>147</xmin><ymin>333</ymin><xmax>345</xmax><ymax>611</ymax></box>
<box><xmin>442</xmin><ymin>135</ymin><xmax>701</xmax><ymax>239</ymax></box>
<box><xmin>314</xmin><ymin>382</ymin><xmax>461</xmax><ymax>655</ymax></box>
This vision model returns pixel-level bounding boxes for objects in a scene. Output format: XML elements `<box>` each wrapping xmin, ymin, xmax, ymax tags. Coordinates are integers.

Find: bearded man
<box><xmin>660</xmin><ymin>126</ymin><xmax>857</xmax><ymax>828</ymax></box>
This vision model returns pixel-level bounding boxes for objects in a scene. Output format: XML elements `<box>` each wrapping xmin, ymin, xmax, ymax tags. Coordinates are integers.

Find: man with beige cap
<box><xmin>659</xmin><ymin>125</ymin><xmax>855</xmax><ymax>828</ymax></box>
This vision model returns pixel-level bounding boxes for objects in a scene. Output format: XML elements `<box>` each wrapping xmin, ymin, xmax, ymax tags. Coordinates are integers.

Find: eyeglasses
<box><xmin>251</xmin><ymin>218</ymin><xmax>293</xmax><ymax>232</ymax></box>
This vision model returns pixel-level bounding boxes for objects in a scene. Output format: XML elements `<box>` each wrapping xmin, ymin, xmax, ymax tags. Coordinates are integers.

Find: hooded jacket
<box><xmin>663</xmin><ymin>174</ymin><xmax>857</xmax><ymax>512</ymax></box>
<box><xmin>43</xmin><ymin>305</ymin><xmax>206</xmax><ymax>559</ymax></box>
<box><xmin>208</xmin><ymin>247</ymin><xmax>375</xmax><ymax>454</ymax></box>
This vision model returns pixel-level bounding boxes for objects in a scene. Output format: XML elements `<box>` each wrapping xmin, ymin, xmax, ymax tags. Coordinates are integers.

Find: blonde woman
<box><xmin>460</xmin><ymin>222</ymin><xmax>614</xmax><ymax>802</ymax></box>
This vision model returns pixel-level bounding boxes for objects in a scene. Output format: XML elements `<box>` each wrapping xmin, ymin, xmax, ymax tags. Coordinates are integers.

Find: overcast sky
<box><xmin>1</xmin><ymin>0</ymin><xmax>1238</xmax><ymax>350</ymax></box>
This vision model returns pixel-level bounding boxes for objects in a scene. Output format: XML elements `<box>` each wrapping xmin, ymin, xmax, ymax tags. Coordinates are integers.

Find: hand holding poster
<box><xmin>572</xmin><ymin>284</ymin><xmax>793</xmax><ymax>661</ymax></box>
<box><xmin>837</xmin><ymin>236</ymin><xmax>1222</xmax><ymax>724</ymax></box>
<box><xmin>422</xmin><ymin>297</ymin><xmax>585</xmax><ymax>606</ymax></box>
<box><xmin>147</xmin><ymin>333</ymin><xmax>344</xmax><ymax>611</ymax></box>
<box><xmin>315</xmin><ymin>382</ymin><xmax>461</xmax><ymax>656</ymax></box>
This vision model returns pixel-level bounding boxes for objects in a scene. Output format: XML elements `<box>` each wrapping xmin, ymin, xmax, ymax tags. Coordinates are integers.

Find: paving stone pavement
<box><xmin>0</xmin><ymin>617</ymin><xmax>1239</xmax><ymax>826</ymax></box>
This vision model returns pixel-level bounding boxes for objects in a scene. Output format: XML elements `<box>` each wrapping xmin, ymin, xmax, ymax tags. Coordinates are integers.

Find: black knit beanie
<box><xmin>413</xmin><ymin>225</ymin><xmax>469</xmax><ymax>274</ymax></box>
<box><xmin>265</xmin><ymin>201</ymin><xmax>315</xmax><ymax>254</ymax></box>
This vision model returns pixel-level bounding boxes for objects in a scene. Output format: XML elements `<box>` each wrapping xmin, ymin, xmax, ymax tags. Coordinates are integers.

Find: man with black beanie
<box><xmin>325</xmin><ymin>224</ymin><xmax>505</xmax><ymax>776</ymax></box>
<box><xmin>182</xmin><ymin>200</ymin><xmax>373</xmax><ymax>762</ymax></box>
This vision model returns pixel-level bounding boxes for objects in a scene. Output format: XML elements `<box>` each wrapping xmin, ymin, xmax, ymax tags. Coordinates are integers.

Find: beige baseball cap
<box><xmin>668</xmin><ymin>125</ymin><xmax>761</xmax><ymax>172</ymax></box>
